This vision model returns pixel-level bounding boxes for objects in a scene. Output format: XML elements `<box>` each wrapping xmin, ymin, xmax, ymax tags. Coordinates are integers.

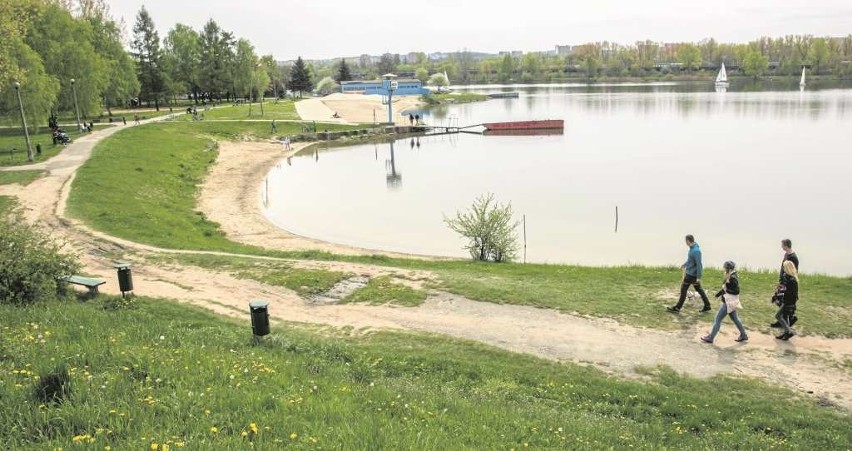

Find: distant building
<box><xmin>407</xmin><ymin>52</ymin><xmax>420</xmax><ymax>64</ymax></box>
<box><xmin>556</xmin><ymin>45</ymin><xmax>573</xmax><ymax>56</ymax></box>
<box><xmin>340</xmin><ymin>78</ymin><xmax>427</xmax><ymax>96</ymax></box>
<box><xmin>499</xmin><ymin>50</ymin><xmax>524</xmax><ymax>58</ymax></box>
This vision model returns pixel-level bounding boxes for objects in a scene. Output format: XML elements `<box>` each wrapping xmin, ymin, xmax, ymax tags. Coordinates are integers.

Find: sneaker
<box><xmin>699</xmin><ymin>306</ymin><xmax>712</xmax><ymax>313</ymax></box>
<box><xmin>769</xmin><ymin>321</ymin><xmax>781</xmax><ymax>328</ymax></box>
<box><xmin>666</xmin><ymin>306</ymin><xmax>681</xmax><ymax>313</ymax></box>
<box><xmin>700</xmin><ymin>336</ymin><xmax>713</xmax><ymax>343</ymax></box>
<box><xmin>782</xmin><ymin>331</ymin><xmax>795</xmax><ymax>340</ymax></box>
<box><xmin>735</xmin><ymin>335</ymin><xmax>749</xmax><ymax>342</ymax></box>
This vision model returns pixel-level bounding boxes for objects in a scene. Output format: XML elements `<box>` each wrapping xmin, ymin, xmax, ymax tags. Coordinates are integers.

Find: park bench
<box><xmin>60</xmin><ymin>275</ymin><xmax>106</xmax><ymax>297</ymax></box>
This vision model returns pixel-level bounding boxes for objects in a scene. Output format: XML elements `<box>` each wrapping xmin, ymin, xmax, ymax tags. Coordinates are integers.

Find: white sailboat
<box><xmin>799</xmin><ymin>67</ymin><xmax>806</xmax><ymax>89</ymax></box>
<box><xmin>715</xmin><ymin>63</ymin><xmax>729</xmax><ymax>88</ymax></box>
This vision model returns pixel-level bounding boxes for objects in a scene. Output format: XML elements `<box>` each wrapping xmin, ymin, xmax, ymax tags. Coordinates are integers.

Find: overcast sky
<box><xmin>108</xmin><ymin>0</ymin><xmax>852</xmax><ymax>60</ymax></box>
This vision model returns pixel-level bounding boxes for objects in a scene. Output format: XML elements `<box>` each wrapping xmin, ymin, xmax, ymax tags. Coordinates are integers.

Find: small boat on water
<box><xmin>482</xmin><ymin>119</ymin><xmax>564</xmax><ymax>131</ymax></box>
<box><xmin>715</xmin><ymin>63</ymin><xmax>729</xmax><ymax>88</ymax></box>
<box><xmin>799</xmin><ymin>66</ymin><xmax>807</xmax><ymax>89</ymax></box>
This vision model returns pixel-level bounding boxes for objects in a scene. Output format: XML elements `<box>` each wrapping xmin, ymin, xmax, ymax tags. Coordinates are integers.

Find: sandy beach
<box><xmin>296</xmin><ymin>93</ymin><xmax>425</xmax><ymax>125</ymax></box>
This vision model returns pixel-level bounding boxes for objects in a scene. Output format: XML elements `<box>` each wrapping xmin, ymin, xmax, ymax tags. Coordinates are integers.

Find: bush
<box><xmin>0</xmin><ymin>214</ymin><xmax>80</xmax><ymax>304</ymax></box>
<box><xmin>444</xmin><ymin>193</ymin><xmax>520</xmax><ymax>262</ymax></box>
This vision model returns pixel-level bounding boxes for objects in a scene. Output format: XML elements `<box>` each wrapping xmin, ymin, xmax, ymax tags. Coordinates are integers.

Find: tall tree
<box><xmin>808</xmin><ymin>38</ymin><xmax>829</xmax><ymax>74</ymax></box>
<box><xmin>81</xmin><ymin>3</ymin><xmax>139</xmax><ymax>114</ymax></box>
<box><xmin>232</xmin><ymin>38</ymin><xmax>257</xmax><ymax>100</ymax></box>
<box><xmin>198</xmin><ymin>19</ymin><xmax>232</xmax><ymax>100</ymax></box>
<box><xmin>742</xmin><ymin>48</ymin><xmax>769</xmax><ymax>78</ymax></box>
<box><xmin>336</xmin><ymin>58</ymin><xmax>352</xmax><ymax>83</ymax></box>
<box><xmin>677</xmin><ymin>44</ymin><xmax>702</xmax><ymax>72</ymax></box>
<box><xmin>377</xmin><ymin>53</ymin><xmax>397</xmax><ymax>75</ymax></box>
<box><xmin>259</xmin><ymin>55</ymin><xmax>281</xmax><ymax>98</ymax></box>
<box><xmin>131</xmin><ymin>6</ymin><xmax>167</xmax><ymax>110</ymax></box>
<box><xmin>287</xmin><ymin>57</ymin><xmax>312</xmax><ymax>98</ymax></box>
<box><xmin>163</xmin><ymin>24</ymin><xmax>200</xmax><ymax>103</ymax></box>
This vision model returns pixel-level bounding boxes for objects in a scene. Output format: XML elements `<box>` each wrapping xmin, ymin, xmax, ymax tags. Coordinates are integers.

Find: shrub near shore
<box><xmin>1</xmin><ymin>295</ymin><xmax>850</xmax><ymax>449</ymax></box>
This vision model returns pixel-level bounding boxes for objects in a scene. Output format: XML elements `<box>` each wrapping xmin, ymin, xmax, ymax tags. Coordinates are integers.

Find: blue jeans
<box><xmin>706</xmin><ymin>301</ymin><xmax>747</xmax><ymax>341</ymax></box>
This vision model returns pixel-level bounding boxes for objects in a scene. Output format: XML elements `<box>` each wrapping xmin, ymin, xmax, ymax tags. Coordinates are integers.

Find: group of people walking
<box><xmin>666</xmin><ymin>235</ymin><xmax>800</xmax><ymax>343</ymax></box>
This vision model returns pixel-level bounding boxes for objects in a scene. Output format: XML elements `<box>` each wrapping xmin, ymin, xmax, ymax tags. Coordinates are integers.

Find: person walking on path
<box><xmin>271</xmin><ymin>119</ymin><xmax>277</xmax><ymax>133</ymax></box>
<box><xmin>668</xmin><ymin>234</ymin><xmax>712</xmax><ymax>313</ymax></box>
<box><xmin>122</xmin><ymin>116</ymin><xmax>126</xmax><ymax>125</ymax></box>
<box><xmin>771</xmin><ymin>239</ymin><xmax>800</xmax><ymax>327</ymax></box>
<box><xmin>774</xmin><ymin>260</ymin><xmax>799</xmax><ymax>340</ymax></box>
<box><xmin>701</xmin><ymin>261</ymin><xmax>748</xmax><ymax>343</ymax></box>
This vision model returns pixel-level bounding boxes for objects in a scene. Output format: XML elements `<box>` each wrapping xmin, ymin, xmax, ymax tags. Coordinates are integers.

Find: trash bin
<box><xmin>36</xmin><ymin>143</ymin><xmax>42</xmax><ymax>156</ymax></box>
<box><xmin>249</xmin><ymin>300</ymin><xmax>270</xmax><ymax>336</ymax></box>
<box><xmin>114</xmin><ymin>262</ymin><xmax>133</xmax><ymax>293</ymax></box>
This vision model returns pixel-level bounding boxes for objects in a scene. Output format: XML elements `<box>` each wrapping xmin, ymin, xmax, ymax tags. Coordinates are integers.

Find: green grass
<box><xmin>169</xmin><ymin>100</ymin><xmax>300</xmax><ymax>121</ymax></box>
<box><xmin>0</xmin><ymin>126</ymin><xmax>110</xmax><ymax>167</ymax></box>
<box><xmin>0</xmin><ymin>195</ymin><xmax>15</xmax><ymax>215</ymax></box>
<box><xmin>344</xmin><ymin>275</ymin><xmax>428</xmax><ymax>307</ymax></box>
<box><xmin>0</xmin><ymin>170</ymin><xmax>44</xmax><ymax>186</ymax></box>
<box><xmin>1</xmin><ymin>296</ymin><xmax>849</xmax><ymax>449</ymax></box>
<box><xmin>67</xmin><ymin>120</ymin><xmax>852</xmax><ymax>337</ymax></box>
<box><xmin>160</xmin><ymin>253</ymin><xmax>348</xmax><ymax>297</ymax></box>
<box><xmin>422</xmin><ymin>93</ymin><xmax>489</xmax><ymax>105</ymax></box>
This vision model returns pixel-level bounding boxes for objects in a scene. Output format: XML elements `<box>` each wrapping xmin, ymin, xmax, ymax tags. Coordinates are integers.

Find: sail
<box><xmin>716</xmin><ymin>63</ymin><xmax>728</xmax><ymax>83</ymax></box>
<box><xmin>800</xmin><ymin>67</ymin><xmax>806</xmax><ymax>87</ymax></box>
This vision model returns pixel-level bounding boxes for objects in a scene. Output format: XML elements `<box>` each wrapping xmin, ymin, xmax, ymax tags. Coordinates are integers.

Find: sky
<box><xmin>108</xmin><ymin>0</ymin><xmax>852</xmax><ymax>61</ymax></box>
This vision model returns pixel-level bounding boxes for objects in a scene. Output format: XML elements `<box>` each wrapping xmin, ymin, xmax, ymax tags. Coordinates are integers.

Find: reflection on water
<box><xmin>264</xmin><ymin>84</ymin><xmax>852</xmax><ymax>275</ymax></box>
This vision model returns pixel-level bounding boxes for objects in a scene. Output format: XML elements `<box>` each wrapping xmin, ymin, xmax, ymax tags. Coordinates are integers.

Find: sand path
<box><xmin>2</xmin><ymin>115</ymin><xmax>851</xmax><ymax>411</ymax></box>
<box><xmin>296</xmin><ymin>93</ymin><xmax>424</xmax><ymax>125</ymax></box>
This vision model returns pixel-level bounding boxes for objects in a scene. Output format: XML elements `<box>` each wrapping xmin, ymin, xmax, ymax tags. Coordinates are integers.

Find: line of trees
<box><xmin>321</xmin><ymin>35</ymin><xmax>852</xmax><ymax>85</ymax></box>
<box><xmin>0</xmin><ymin>0</ymin><xmax>139</xmax><ymax>125</ymax></box>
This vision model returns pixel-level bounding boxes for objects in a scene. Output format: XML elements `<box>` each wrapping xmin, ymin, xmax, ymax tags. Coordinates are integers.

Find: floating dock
<box><xmin>481</xmin><ymin>119</ymin><xmax>564</xmax><ymax>131</ymax></box>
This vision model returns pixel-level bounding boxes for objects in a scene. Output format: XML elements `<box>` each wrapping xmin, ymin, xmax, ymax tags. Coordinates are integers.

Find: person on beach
<box><xmin>668</xmin><ymin>235</ymin><xmax>712</xmax><ymax>313</ymax></box>
<box><xmin>771</xmin><ymin>239</ymin><xmax>800</xmax><ymax>327</ymax></box>
<box><xmin>409</xmin><ymin>113</ymin><xmax>414</xmax><ymax>125</ymax></box>
<box><xmin>774</xmin><ymin>260</ymin><xmax>799</xmax><ymax>340</ymax></box>
<box><xmin>701</xmin><ymin>261</ymin><xmax>748</xmax><ymax>343</ymax></box>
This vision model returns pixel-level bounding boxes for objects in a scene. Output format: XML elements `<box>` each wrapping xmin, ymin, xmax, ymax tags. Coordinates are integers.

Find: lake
<box><xmin>263</xmin><ymin>82</ymin><xmax>852</xmax><ymax>276</ymax></box>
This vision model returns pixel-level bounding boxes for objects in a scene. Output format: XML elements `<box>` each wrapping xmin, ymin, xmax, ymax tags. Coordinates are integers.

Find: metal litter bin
<box><xmin>114</xmin><ymin>262</ymin><xmax>133</xmax><ymax>294</ymax></box>
<box><xmin>249</xmin><ymin>300</ymin><xmax>270</xmax><ymax>336</ymax></box>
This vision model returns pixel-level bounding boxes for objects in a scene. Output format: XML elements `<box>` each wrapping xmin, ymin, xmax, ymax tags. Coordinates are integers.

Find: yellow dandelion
<box><xmin>249</xmin><ymin>423</ymin><xmax>258</xmax><ymax>434</ymax></box>
<box><xmin>150</xmin><ymin>443</ymin><xmax>159</xmax><ymax>450</ymax></box>
<box><xmin>241</xmin><ymin>431</ymin><xmax>248</xmax><ymax>438</ymax></box>
<box><xmin>210</xmin><ymin>426</ymin><xmax>218</xmax><ymax>434</ymax></box>
<box><xmin>290</xmin><ymin>432</ymin><xmax>298</xmax><ymax>440</ymax></box>
<box><xmin>162</xmin><ymin>444</ymin><xmax>169</xmax><ymax>451</ymax></box>
<box><xmin>174</xmin><ymin>442</ymin><xmax>185</xmax><ymax>448</ymax></box>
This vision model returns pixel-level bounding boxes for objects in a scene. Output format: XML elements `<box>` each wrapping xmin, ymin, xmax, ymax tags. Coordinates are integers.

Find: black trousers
<box><xmin>675</xmin><ymin>274</ymin><xmax>710</xmax><ymax>309</ymax></box>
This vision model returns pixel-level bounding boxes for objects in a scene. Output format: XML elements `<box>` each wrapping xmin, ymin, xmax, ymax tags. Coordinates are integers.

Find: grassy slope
<box><xmin>170</xmin><ymin>101</ymin><xmax>300</xmax><ymax>121</ymax></box>
<box><xmin>0</xmin><ymin>195</ymin><xmax>14</xmax><ymax>215</ymax></box>
<box><xmin>67</xmin><ymin>122</ymin><xmax>852</xmax><ymax>337</ymax></box>
<box><xmin>1</xmin><ymin>297</ymin><xmax>848</xmax><ymax>449</ymax></box>
<box><xmin>0</xmin><ymin>170</ymin><xmax>44</xmax><ymax>186</ymax></box>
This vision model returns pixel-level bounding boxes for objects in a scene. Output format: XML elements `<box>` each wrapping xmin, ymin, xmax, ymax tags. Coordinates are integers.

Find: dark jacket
<box><xmin>715</xmin><ymin>271</ymin><xmax>740</xmax><ymax>298</ymax></box>
<box><xmin>779</xmin><ymin>252</ymin><xmax>799</xmax><ymax>282</ymax></box>
<box><xmin>781</xmin><ymin>275</ymin><xmax>799</xmax><ymax>306</ymax></box>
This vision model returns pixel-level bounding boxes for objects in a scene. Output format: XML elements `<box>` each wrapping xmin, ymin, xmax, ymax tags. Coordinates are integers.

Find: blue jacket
<box><xmin>684</xmin><ymin>243</ymin><xmax>703</xmax><ymax>278</ymax></box>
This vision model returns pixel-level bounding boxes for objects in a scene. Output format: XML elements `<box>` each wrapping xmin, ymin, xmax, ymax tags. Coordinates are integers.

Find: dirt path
<box><xmin>3</xmin><ymin>117</ymin><xmax>851</xmax><ymax>411</ymax></box>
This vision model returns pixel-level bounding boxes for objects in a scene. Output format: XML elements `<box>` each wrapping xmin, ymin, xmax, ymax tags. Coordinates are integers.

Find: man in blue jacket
<box><xmin>667</xmin><ymin>234</ymin><xmax>712</xmax><ymax>313</ymax></box>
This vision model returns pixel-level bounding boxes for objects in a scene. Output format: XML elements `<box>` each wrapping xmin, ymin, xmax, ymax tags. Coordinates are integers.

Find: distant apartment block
<box><xmin>556</xmin><ymin>45</ymin><xmax>573</xmax><ymax>56</ymax></box>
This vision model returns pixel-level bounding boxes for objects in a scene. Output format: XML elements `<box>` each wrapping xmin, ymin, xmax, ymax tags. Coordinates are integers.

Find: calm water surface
<box><xmin>264</xmin><ymin>83</ymin><xmax>852</xmax><ymax>275</ymax></box>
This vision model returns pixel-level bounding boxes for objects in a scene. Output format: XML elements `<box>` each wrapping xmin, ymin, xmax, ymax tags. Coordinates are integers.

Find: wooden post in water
<box><xmin>615</xmin><ymin>206</ymin><xmax>619</xmax><ymax>233</ymax></box>
<box><xmin>523</xmin><ymin>214</ymin><xmax>527</xmax><ymax>264</ymax></box>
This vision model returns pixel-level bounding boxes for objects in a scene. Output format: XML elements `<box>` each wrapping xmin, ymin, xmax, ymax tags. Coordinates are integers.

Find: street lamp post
<box><xmin>13</xmin><ymin>82</ymin><xmax>35</xmax><ymax>162</ymax></box>
<box><xmin>71</xmin><ymin>78</ymin><xmax>81</xmax><ymax>132</ymax></box>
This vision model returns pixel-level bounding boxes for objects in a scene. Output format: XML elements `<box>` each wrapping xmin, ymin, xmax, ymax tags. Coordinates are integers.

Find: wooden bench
<box><xmin>61</xmin><ymin>275</ymin><xmax>106</xmax><ymax>296</ymax></box>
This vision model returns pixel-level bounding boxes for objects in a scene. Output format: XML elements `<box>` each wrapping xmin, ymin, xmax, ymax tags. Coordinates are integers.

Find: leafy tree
<box><xmin>742</xmin><ymin>48</ymin><xmax>769</xmax><ymax>78</ymax></box>
<box><xmin>677</xmin><ymin>44</ymin><xmax>702</xmax><ymax>72</ymax></box>
<box><xmin>232</xmin><ymin>38</ymin><xmax>257</xmax><ymax>100</ymax></box>
<box><xmin>83</xmin><ymin>6</ymin><xmax>139</xmax><ymax>114</ymax></box>
<box><xmin>0</xmin><ymin>39</ymin><xmax>59</xmax><ymax>130</ymax></box>
<box><xmin>808</xmin><ymin>38</ymin><xmax>829</xmax><ymax>74</ymax></box>
<box><xmin>498</xmin><ymin>54</ymin><xmax>514</xmax><ymax>82</ymax></box>
<box><xmin>131</xmin><ymin>6</ymin><xmax>167</xmax><ymax>110</ymax></box>
<box><xmin>427</xmin><ymin>72</ymin><xmax>449</xmax><ymax>88</ymax></box>
<box><xmin>415</xmin><ymin>67</ymin><xmax>429</xmax><ymax>83</ymax></box>
<box><xmin>26</xmin><ymin>3</ymin><xmax>108</xmax><ymax>117</ymax></box>
<box><xmin>259</xmin><ymin>54</ymin><xmax>281</xmax><ymax>98</ymax></box>
<box><xmin>163</xmin><ymin>24</ymin><xmax>200</xmax><ymax>103</ymax></box>
<box><xmin>377</xmin><ymin>53</ymin><xmax>397</xmax><ymax>75</ymax></box>
<box><xmin>198</xmin><ymin>19</ymin><xmax>231</xmax><ymax>100</ymax></box>
<box><xmin>336</xmin><ymin>58</ymin><xmax>352</xmax><ymax>83</ymax></box>
<box><xmin>315</xmin><ymin>76</ymin><xmax>338</xmax><ymax>95</ymax></box>
<box><xmin>0</xmin><ymin>0</ymin><xmax>41</xmax><ymax>94</ymax></box>
<box><xmin>287</xmin><ymin>56</ymin><xmax>313</xmax><ymax>98</ymax></box>
<box><xmin>444</xmin><ymin>193</ymin><xmax>520</xmax><ymax>263</ymax></box>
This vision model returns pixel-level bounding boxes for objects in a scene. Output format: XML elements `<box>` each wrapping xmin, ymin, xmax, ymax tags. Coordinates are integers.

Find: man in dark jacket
<box><xmin>668</xmin><ymin>234</ymin><xmax>712</xmax><ymax>313</ymax></box>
